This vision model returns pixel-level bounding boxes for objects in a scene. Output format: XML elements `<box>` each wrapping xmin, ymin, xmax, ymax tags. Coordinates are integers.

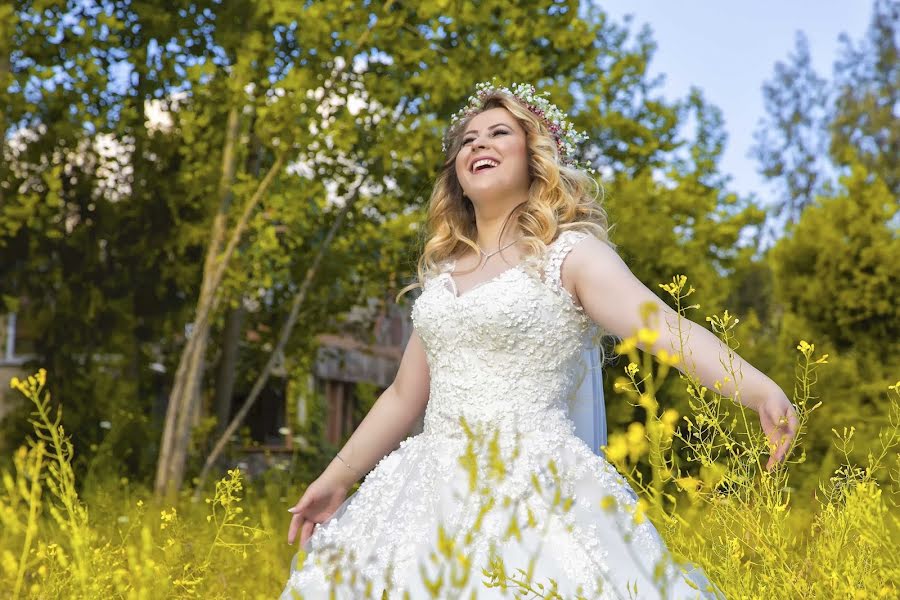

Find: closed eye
<box><xmin>462</xmin><ymin>129</ymin><xmax>509</xmax><ymax>145</ymax></box>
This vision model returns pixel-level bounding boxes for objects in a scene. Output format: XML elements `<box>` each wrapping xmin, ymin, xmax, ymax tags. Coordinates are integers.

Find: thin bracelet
<box><xmin>335</xmin><ymin>453</ymin><xmax>356</xmax><ymax>474</ymax></box>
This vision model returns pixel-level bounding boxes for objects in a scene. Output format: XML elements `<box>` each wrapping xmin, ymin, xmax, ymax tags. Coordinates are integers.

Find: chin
<box><xmin>468</xmin><ymin>187</ymin><xmax>507</xmax><ymax>202</ymax></box>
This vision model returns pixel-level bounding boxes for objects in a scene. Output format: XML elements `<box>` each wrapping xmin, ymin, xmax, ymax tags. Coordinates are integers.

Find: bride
<box><xmin>281</xmin><ymin>81</ymin><xmax>798</xmax><ymax>599</ymax></box>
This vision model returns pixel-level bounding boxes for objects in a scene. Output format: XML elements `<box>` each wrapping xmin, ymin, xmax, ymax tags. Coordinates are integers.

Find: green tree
<box><xmin>0</xmin><ymin>0</ymin><xmax>213</xmax><ymax>478</ymax></box>
<box><xmin>744</xmin><ymin>0</ymin><xmax>899</xmax><ymax>490</ymax></box>
<box><xmin>830</xmin><ymin>0</ymin><xmax>899</xmax><ymax>197</ymax></box>
<box><xmin>770</xmin><ymin>164</ymin><xmax>899</xmax><ymax>368</ymax></box>
<box><xmin>767</xmin><ymin>163</ymin><xmax>899</xmax><ymax>487</ymax></box>
<box><xmin>751</xmin><ymin>31</ymin><xmax>832</xmax><ymax>228</ymax></box>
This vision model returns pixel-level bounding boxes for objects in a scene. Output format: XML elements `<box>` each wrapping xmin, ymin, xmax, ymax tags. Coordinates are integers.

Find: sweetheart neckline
<box><xmin>444</xmin><ymin>261</ymin><xmax>526</xmax><ymax>300</ymax></box>
<box><xmin>434</xmin><ymin>230</ymin><xmax>592</xmax><ymax>321</ymax></box>
<box><xmin>439</xmin><ymin>262</ymin><xmax>590</xmax><ymax>325</ymax></box>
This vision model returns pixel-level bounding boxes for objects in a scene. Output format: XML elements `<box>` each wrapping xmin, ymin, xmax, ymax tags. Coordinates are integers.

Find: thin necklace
<box><xmin>477</xmin><ymin>236</ymin><xmax>524</xmax><ymax>270</ymax></box>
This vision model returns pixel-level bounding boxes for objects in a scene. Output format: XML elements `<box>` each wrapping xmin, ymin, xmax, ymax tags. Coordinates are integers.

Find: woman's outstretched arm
<box><xmin>565</xmin><ymin>236</ymin><xmax>798</xmax><ymax>470</ymax></box>
<box><xmin>288</xmin><ymin>330</ymin><xmax>431</xmax><ymax>545</ymax></box>
<box><xmin>317</xmin><ymin>330</ymin><xmax>432</xmax><ymax>490</ymax></box>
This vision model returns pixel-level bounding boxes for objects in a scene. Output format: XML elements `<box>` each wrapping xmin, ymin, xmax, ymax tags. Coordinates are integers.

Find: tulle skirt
<box><xmin>280</xmin><ymin>422</ymin><xmax>722</xmax><ymax>599</ymax></box>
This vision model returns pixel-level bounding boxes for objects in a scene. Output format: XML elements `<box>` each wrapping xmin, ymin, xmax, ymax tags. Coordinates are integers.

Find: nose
<box><xmin>468</xmin><ymin>132</ymin><xmax>489</xmax><ymax>149</ymax></box>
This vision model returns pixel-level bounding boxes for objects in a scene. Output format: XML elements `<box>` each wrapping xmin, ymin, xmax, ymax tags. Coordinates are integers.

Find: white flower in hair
<box><xmin>443</xmin><ymin>80</ymin><xmax>595</xmax><ymax>174</ymax></box>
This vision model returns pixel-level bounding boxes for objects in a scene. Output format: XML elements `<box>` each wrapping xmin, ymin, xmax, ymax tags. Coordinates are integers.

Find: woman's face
<box><xmin>454</xmin><ymin>106</ymin><xmax>530</xmax><ymax>204</ymax></box>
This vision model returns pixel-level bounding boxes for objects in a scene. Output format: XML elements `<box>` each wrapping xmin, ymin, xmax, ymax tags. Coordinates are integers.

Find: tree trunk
<box><xmin>0</xmin><ymin>5</ymin><xmax>23</xmax><ymax>213</ymax></box>
<box><xmin>0</xmin><ymin>24</ymin><xmax>9</xmax><ymax>208</ymax></box>
<box><xmin>153</xmin><ymin>147</ymin><xmax>286</xmax><ymax>498</ymax></box>
<box><xmin>214</xmin><ymin>304</ymin><xmax>245</xmax><ymax>436</ymax></box>
<box><xmin>154</xmin><ymin>104</ymin><xmax>240</xmax><ymax>497</ymax></box>
<box><xmin>210</xmin><ymin>121</ymin><xmax>260</xmax><ymax>440</ymax></box>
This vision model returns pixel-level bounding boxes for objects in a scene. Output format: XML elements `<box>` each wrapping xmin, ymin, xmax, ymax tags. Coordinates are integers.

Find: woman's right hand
<box><xmin>287</xmin><ymin>477</ymin><xmax>349</xmax><ymax>547</ymax></box>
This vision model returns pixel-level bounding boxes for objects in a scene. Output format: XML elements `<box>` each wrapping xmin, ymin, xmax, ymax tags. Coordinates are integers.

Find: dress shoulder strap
<box><xmin>422</xmin><ymin>256</ymin><xmax>456</xmax><ymax>290</ymax></box>
<box><xmin>542</xmin><ymin>229</ymin><xmax>592</xmax><ymax>297</ymax></box>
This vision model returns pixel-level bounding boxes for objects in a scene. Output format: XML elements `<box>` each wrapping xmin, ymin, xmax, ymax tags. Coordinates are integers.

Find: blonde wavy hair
<box><xmin>396</xmin><ymin>89</ymin><xmax>620</xmax><ymax>360</ymax></box>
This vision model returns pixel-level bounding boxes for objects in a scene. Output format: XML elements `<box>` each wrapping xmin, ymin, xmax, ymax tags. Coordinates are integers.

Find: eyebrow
<box><xmin>463</xmin><ymin>123</ymin><xmax>510</xmax><ymax>136</ymax></box>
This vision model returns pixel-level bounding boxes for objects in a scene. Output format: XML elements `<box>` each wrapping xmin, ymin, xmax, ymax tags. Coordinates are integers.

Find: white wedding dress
<box><xmin>281</xmin><ymin>230</ymin><xmax>722</xmax><ymax>599</ymax></box>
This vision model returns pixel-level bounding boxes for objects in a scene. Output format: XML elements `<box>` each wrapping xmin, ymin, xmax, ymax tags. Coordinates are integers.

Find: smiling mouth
<box><xmin>471</xmin><ymin>160</ymin><xmax>500</xmax><ymax>173</ymax></box>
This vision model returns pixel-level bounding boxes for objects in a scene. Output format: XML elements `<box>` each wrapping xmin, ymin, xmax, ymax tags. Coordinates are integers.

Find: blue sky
<box><xmin>593</xmin><ymin>1</ymin><xmax>873</xmax><ymax>204</ymax></box>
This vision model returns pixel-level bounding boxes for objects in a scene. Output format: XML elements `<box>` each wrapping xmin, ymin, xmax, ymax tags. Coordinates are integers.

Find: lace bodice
<box><xmin>411</xmin><ymin>229</ymin><xmax>597</xmax><ymax>443</ymax></box>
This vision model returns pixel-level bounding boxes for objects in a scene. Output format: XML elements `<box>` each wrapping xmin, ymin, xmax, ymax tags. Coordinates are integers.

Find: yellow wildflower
<box><xmin>636</xmin><ymin>327</ymin><xmax>659</xmax><ymax>347</ymax></box>
<box><xmin>661</xmin><ymin>408</ymin><xmax>679</xmax><ymax>437</ymax></box>
<box><xmin>613</xmin><ymin>376</ymin><xmax>633</xmax><ymax>393</ymax></box>
<box><xmin>631</xmin><ymin>498</ymin><xmax>648</xmax><ymax>524</ymax></box>
<box><xmin>615</xmin><ymin>336</ymin><xmax>638</xmax><ymax>354</ymax></box>
<box><xmin>625</xmin><ymin>422</ymin><xmax>649</xmax><ymax>461</ymax></box>
<box><xmin>603</xmin><ymin>435</ymin><xmax>628</xmax><ymax>463</ymax></box>
<box><xmin>600</xmin><ymin>495</ymin><xmax>618</xmax><ymax>512</ymax></box>
<box><xmin>626</xmin><ymin>422</ymin><xmax>645</xmax><ymax>444</ymax></box>
<box><xmin>675</xmin><ymin>476</ymin><xmax>702</xmax><ymax>492</ymax></box>
<box><xmin>656</xmin><ymin>348</ymin><xmax>680</xmax><ymax>366</ymax></box>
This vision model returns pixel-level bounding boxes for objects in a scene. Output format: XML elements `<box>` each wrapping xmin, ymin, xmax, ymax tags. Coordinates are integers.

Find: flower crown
<box><xmin>443</xmin><ymin>80</ymin><xmax>595</xmax><ymax>174</ymax></box>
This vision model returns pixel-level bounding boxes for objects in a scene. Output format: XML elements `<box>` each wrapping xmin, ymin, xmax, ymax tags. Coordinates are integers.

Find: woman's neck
<box><xmin>472</xmin><ymin>215</ymin><xmax>525</xmax><ymax>253</ymax></box>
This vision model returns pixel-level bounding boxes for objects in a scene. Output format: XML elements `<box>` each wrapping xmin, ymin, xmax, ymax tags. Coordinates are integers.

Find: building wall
<box><xmin>310</xmin><ymin>297</ymin><xmax>419</xmax><ymax>445</ymax></box>
<box><xmin>1</xmin><ymin>312</ymin><xmax>31</xmax><ymax>423</ymax></box>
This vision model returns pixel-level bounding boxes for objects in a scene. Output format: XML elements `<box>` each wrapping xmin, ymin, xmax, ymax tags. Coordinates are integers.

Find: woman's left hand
<box><xmin>756</xmin><ymin>387</ymin><xmax>799</xmax><ymax>471</ymax></box>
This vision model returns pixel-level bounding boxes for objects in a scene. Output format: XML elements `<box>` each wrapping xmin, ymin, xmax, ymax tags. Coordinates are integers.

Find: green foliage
<box><xmin>2</xmin><ymin>370</ymin><xmax>279</xmax><ymax>599</ymax></box>
<box><xmin>770</xmin><ymin>164</ymin><xmax>899</xmax><ymax>356</ymax></box>
<box><xmin>763</xmin><ymin>162</ymin><xmax>899</xmax><ymax>492</ymax></box>
<box><xmin>830</xmin><ymin>0</ymin><xmax>900</xmax><ymax>197</ymax></box>
<box><xmin>750</xmin><ymin>31</ymin><xmax>831</xmax><ymax>225</ymax></box>
<box><xmin>736</xmin><ymin>0</ymin><xmax>898</xmax><ymax>498</ymax></box>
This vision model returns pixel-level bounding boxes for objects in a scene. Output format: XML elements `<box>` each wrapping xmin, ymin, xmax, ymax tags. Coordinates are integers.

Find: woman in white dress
<box><xmin>281</xmin><ymin>82</ymin><xmax>799</xmax><ymax>599</ymax></box>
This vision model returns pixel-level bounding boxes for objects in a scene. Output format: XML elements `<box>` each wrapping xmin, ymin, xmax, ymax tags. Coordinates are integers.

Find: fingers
<box><xmin>300</xmin><ymin>519</ymin><xmax>316</xmax><ymax>548</ymax></box>
<box><xmin>778</xmin><ymin>408</ymin><xmax>798</xmax><ymax>449</ymax></box>
<box><xmin>287</xmin><ymin>499</ymin><xmax>320</xmax><ymax>547</ymax></box>
<box><xmin>287</xmin><ymin>509</ymin><xmax>303</xmax><ymax>545</ymax></box>
<box><xmin>764</xmin><ymin>430</ymin><xmax>784</xmax><ymax>472</ymax></box>
<box><xmin>765</xmin><ymin>410</ymin><xmax>797</xmax><ymax>471</ymax></box>
<box><xmin>787</xmin><ymin>408</ymin><xmax>799</xmax><ymax>434</ymax></box>
<box><xmin>766</xmin><ymin>444</ymin><xmax>785</xmax><ymax>471</ymax></box>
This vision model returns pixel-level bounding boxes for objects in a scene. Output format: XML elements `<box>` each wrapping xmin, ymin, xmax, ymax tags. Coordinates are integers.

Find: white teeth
<box><xmin>472</xmin><ymin>159</ymin><xmax>499</xmax><ymax>172</ymax></box>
